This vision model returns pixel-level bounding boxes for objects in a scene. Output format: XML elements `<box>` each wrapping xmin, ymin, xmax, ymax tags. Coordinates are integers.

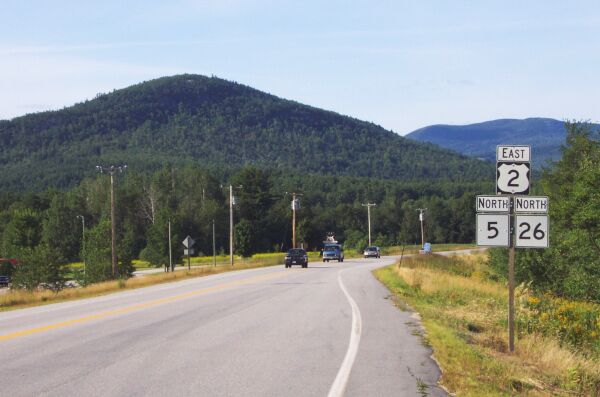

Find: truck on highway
<box><xmin>321</xmin><ymin>234</ymin><xmax>344</xmax><ymax>262</ymax></box>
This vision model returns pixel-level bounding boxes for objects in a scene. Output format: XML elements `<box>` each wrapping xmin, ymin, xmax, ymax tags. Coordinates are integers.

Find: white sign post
<box><xmin>477</xmin><ymin>144</ymin><xmax>549</xmax><ymax>354</ymax></box>
<box><xmin>182</xmin><ymin>235</ymin><xmax>195</xmax><ymax>270</ymax></box>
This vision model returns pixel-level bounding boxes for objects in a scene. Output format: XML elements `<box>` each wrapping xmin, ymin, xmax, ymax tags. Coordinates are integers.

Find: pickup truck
<box><xmin>322</xmin><ymin>243</ymin><xmax>344</xmax><ymax>262</ymax></box>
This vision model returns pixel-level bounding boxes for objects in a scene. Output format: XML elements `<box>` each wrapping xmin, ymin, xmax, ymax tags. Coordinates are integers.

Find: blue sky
<box><xmin>2</xmin><ymin>0</ymin><xmax>599</xmax><ymax>133</ymax></box>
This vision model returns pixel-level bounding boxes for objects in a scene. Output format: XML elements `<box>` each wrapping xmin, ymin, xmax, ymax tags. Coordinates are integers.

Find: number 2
<box><xmin>507</xmin><ymin>169</ymin><xmax>519</xmax><ymax>187</ymax></box>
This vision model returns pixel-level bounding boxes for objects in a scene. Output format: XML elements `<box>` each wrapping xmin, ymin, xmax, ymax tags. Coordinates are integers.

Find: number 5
<box><xmin>488</xmin><ymin>221</ymin><xmax>499</xmax><ymax>238</ymax></box>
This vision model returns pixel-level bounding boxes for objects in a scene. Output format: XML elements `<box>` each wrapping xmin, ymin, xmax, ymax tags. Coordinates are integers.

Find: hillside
<box><xmin>0</xmin><ymin>75</ymin><xmax>492</xmax><ymax>191</ymax></box>
<box><xmin>406</xmin><ymin>118</ymin><xmax>600</xmax><ymax>168</ymax></box>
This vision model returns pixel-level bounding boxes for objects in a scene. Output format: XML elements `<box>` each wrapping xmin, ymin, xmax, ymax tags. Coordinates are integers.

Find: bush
<box><xmin>522</xmin><ymin>294</ymin><xmax>600</xmax><ymax>356</ymax></box>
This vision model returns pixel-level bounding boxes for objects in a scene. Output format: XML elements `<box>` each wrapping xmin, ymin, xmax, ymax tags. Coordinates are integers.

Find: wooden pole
<box><xmin>230</xmin><ymin>185</ymin><xmax>234</xmax><ymax>266</ymax></box>
<box><xmin>508</xmin><ymin>195</ymin><xmax>516</xmax><ymax>353</ymax></box>
<box><xmin>110</xmin><ymin>173</ymin><xmax>117</xmax><ymax>277</ymax></box>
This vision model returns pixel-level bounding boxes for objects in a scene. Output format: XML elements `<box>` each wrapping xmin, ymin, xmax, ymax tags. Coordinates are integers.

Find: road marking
<box><xmin>328</xmin><ymin>268</ymin><xmax>363</xmax><ymax>397</ymax></box>
<box><xmin>0</xmin><ymin>271</ymin><xmax>285</xmax><ymax>342</ymax></box>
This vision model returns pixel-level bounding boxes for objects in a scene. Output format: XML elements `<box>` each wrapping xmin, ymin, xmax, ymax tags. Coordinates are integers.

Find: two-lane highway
<box><xmin>0</xmin><ymin>256</ymin><xmax>446</xmax><ymax>396</ymax></box>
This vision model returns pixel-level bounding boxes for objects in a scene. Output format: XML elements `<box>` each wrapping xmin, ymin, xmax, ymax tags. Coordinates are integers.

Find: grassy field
<box><xmin>374</xmin><ymin>253</ymin><xmax>600</xmax><ymax>396</ymax></box>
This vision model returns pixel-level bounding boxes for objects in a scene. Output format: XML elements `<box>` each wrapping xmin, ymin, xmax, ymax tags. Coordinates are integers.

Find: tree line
<box><xmin>0</xmin><ymin>166</ymin><xmax>488</xmax><ymax>289</ymax></box>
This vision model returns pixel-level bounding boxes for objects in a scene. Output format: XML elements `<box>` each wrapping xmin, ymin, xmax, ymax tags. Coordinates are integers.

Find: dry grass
<box><xmin>1</xmin><ymin>259</ymin><xmax>280</xmax><ymax>311</ymax></box>
<box><xmin>375</xmin><ymin>253</ymin><xmax>600</xmax><ymax>396</ymax></box>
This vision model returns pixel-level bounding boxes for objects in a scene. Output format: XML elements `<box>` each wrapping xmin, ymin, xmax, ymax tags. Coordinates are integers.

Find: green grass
<box><xmin>374</xmin><ymin>253</ymin><xmax>600</xmax><ymax>396</ymax></box>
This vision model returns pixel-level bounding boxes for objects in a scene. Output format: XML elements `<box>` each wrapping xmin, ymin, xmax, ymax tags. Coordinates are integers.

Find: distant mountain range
<box><xmin>405</xmin><ymin>118</ymin><xmax>600</xmax><ymax>168</ymax></box>
<box><xmin>0</xmin><ymin>74</ymin><xmax>492</xmax><ymax>191</ymax></box>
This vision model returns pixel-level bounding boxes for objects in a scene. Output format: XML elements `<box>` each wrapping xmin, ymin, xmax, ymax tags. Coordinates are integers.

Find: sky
<box><xmin>1</xmin><ymin>0</ymin><xmax>599</xmax><ymax>134</ymax></box>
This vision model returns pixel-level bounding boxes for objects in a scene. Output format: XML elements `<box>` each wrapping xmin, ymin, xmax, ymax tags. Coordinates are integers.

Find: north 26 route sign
<box><xmin>496</xmin><ymin>145</ymin><xmax>531</xmax><ymax>195</ymax></box>
<box><xmin>515</xmin><ymin>214</ymin><xmax>549</xmax><ymax>248</ymax></box>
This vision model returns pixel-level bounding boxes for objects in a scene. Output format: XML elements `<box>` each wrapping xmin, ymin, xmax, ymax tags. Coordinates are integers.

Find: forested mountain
<box><xmin>406</xmin><ymin>118</ymin><xmax>600</xmax><ymax>168</ymax></box>
<box><xmin>0</xmin><ymin>74</ymin><xmax>491</xmax><ymax>191</ymax></box>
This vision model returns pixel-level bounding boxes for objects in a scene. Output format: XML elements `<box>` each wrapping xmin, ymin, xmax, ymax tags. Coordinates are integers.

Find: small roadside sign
<box><xmin>291</xmin><ymin>199</ymin><xmax>300</xmax><ymax>210</ymax></box>
<box><xmin>182</xmin><ymin>235</ymin><xmax>195</xmax><ymax>248</ymax></box>
<box><xmin>184</xmin><ymin>248</ymin><xmax>195</xmax><ymax>256</ymax></box>
<box><xmin>476</xmin><ymin>214</ymin><xmax>510</xmax><ymax>247</ymax></box>
<box><xmin>476</xmin><ymin>195</ymin><xmax>510</xmax><ymax>213</ymax></box>
<box><xmin>497</xmin><ymin>145</ymin><xmax>531</xmax><ymax>162</ymax></box>
<box><xmin>496</xmin><ymin>162</ymin><xmax>530</xmax><ymax>194</ymax></box>
<box><xmin>514</xmin><ymin>196</ymin><xmax>549</xmax><ymax>214</ymax></box>
<box><xmin>515</xmin><ymin>214</ymin><xmax>549</xmax><ymax>248</ymax></box>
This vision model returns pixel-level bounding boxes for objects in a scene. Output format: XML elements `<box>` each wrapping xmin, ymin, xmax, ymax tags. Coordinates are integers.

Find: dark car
<box><xmin>363</xmin><ymin>246</ymin><xmax>381</xmax><ymax>258</ymax></box>
<box><xmin>0</xmin><ymin>258</ymin><xmax>18</xmax><ymax>288</ymax></box>
<box><xmin>285</xmin><ymin>248</ymin><xmax>308</xmax><ymax>268</ymax></box>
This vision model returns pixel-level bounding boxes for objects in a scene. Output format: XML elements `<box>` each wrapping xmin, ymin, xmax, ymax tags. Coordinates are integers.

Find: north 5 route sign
<box><xmin>476</xmin><ymin>214</ymin><xmax>510</xmax><ymax>247</ymax></box>
<box><xmin>476</xmin><ymin>195</ymin><xmax>510</xmax><ymax>213</ymax></box>
<box><xmin>515</xmin><ymin>214</ymin><xmax>549</xmax><ymax>248</ymax></box>
<box><xmin>496</xmin><ymin>145</ymin><xmax>531</xmax><ymax>195</ymax></box>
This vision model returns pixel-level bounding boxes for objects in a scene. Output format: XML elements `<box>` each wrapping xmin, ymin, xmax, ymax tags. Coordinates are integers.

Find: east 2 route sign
<box><xmin>496</xmin><ymin>145</ymin><xmax>531</xmax><ymax>195</ymax></box>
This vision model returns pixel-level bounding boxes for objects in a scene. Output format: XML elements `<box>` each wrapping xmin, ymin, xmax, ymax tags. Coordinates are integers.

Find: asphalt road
<box><xmin>0</xmin><ymin>254</ymin><xmax>451</xmax><ymax>397</ymax></box>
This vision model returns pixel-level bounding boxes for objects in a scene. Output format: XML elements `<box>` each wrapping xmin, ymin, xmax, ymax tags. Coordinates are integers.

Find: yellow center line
<box><xmin>0</xmin><ymin>271</ymin><xmax>286</xmax><ymax>342</ymax></box>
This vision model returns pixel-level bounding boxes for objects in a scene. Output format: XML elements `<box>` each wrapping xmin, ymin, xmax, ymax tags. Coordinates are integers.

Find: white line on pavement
<box><xmin>327</xmin><ymin>267</ymin><xmax>363</xmax><ymax>397</ymax></box>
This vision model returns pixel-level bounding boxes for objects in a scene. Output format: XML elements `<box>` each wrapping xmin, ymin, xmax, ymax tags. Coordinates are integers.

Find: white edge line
<box><xmin>327</xmin><ymin>268</ymin><xmax>363</xmax><ymax>397</ymax></box>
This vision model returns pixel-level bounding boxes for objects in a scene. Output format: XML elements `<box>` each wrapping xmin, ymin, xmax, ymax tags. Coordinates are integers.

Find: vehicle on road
<box><xmin>363</xmin><ymin>246</ymin><xmax>381</xmax><ymax>258</ymax></box>
<box><xmin>0</xmin><ymin>258</ymin><xmax>18</xmax><ymax>288</ymax></box>
<box><xmin>322</xmin><ymin>243</ymin><xmax>344</xmax><ymax>262</ymax></box>
<box><xmin>285</xmin><ymin>248</ymin><xmax>308</xmax><ymax>268</ymax></box>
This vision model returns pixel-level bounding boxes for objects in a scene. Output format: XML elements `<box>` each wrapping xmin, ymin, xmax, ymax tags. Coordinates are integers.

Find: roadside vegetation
<box><xmin>375</xmin><ymin>253</ymin><xmax>600</xmax><ymax>396</ymax></box>
<box><xmin>0</xmin><ymin>253</ymin><xmax>285</xmax><ymax>311</ymax></box>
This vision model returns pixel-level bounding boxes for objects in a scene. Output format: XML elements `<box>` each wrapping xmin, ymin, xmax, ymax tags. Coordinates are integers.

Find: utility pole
<box><xmin>213</xmin><ymin>219</ymin><xmax>216</xmax><ymax>267</ymax></box>
<box><xmin>168</xmin><ymin>219</ymin><xmax>173</xmax><ymax>272</ymax></box>
<box><xmin>77</xmin><ymin>215</ymin><xmax>85</xmax><ymax>279</ymax></box>
<box><xmin>230</xmin><ymin>185</ymin><xmax>234</xmax><ymax>266</ymax></box>
<box><xmin>287</xmin><ymin>192</ymin><xmax>302</xmax><ymax>249</ymax></box>
<box><xmin>416</xmin><ymin>208</ymin><xmax>427</xmax><ymax>248</ymax></box>
<box><xmin>361</xmin><ymin>202</ymin><xmax>376</xmax><ymax>246</ymax></box>
<box><xmin>226</xmin><ymin>185</ymin><xmax>243</xmax><ymax>266</ymax></box>
<box><xmin>96</xmin><ymin>165</ymin><xmax>126</xmax><ymax>277</ymax></box>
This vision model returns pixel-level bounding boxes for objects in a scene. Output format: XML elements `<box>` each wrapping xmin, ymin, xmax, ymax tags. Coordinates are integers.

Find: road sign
<box><xmin>182</xmin><ymin>235</ymin><xmax>195</xmax><ymax>248</ymax></box>
<box><xmin>184</xmin><ymin>248</ymin><xmax>195</xmax><ymax>256</ymax></box>
<box><xmin>476</xmin><ymin>214</ymin><xmax>510</xmax><ymax>247</ymax></box>
<box><xmin>514</xmin><ymin>196</ymin><xmax>549</xmax><ymax>213</ymax></box>
<box><xmin>476</xmin><ymin>195</ymin><xmax>510</xmax><ymax>213</ymax></box>
<box><xmin>291</xmin><ymin>199</ymin><xmax>300</xmax><ymax>210</ymax></box>
<box><xmin>515</xmin><ymin>214</ymin><xmax>549</xmax><ymax>248</ymax></box>
<box><xmin>497</xmin><ymin>145</ymin><xmax>531</xmax><ymax>162</ymax></box>
<box><xmin>496</xmin><ymin>162</ymin><xmax>530</xmax><ymax>194</ymax></box>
